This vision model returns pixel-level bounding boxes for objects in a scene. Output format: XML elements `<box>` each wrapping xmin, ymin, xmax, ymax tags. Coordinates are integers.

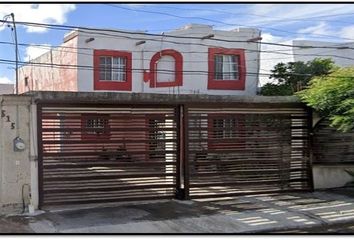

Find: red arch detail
<box><xmin>149</xmin><ymin>49</ymin><xmax>183</xmax><ymax>88</ymax></box>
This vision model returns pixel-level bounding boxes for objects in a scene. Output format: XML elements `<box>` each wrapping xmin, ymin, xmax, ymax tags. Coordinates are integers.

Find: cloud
<box><xmin>259</xmin><ymin>33</ymin><xmax>294</xmax><ymax>86</ymax></box>
<box><xmin>339</xmin><ymin>25</ymin><xmax>354</xmax><ymax>40</ymax></box>
<box><xmin>0</xmin><ymin>76</ymin><xmax>12</xmax><ymax>84</ymax></box>
<box><xmin>24</xmin><ymin>44</ymin><xmax>51</xmax><ymax>61</ymax></box>
<box><xmin>249</xmin><ymin>4</ymin><xmax>354</xmax><ymax>26</ymax></box>
<box><xmin>296</xmin><ymin>22</ymin><xmax>354</xmax><ymax>42</ymax></box>
<box><xmin>218</xmin><ymin>3</ymin><xmax>354</xmax><ymax>40</ymax></box>
<box><xmin>297</xmin><ymin>22</ymin><xmax>332</xmax><ymax>35</ymax></box>
<box><xmin>0</xmin><ymin>4</ymin><xmax>76</xmax><ymax>33</ymax></box>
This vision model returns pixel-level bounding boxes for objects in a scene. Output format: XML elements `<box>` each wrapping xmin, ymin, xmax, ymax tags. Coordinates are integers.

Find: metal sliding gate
<box><xmin>38</xmin><ymin>102</ymin><xmax>312</xmax><ymax>207</ymax></box>
<box><xmin>38</xmin><ymin>103</ymin><xmax>180</xmax><ymax>207</ymax></box>
<box><xmin>184</xmin><ymin>105</ymin><xmax>312</xmax><ymax>199</ymax></box>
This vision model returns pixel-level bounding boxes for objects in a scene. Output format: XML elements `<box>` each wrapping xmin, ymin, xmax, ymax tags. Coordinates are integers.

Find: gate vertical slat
<box><xmin>183</xmin><ymin>105</ymin><xmax>190</xmax><ymax>200</ymax></box>
<box><xmin>175</xmin><ymin>106</ymin><xmax>181</xmax><ymax>198</ymax></box>
<box><xmin>306</xmin><ymin>107</ymin><xmax>314</xmax><ymax>192</ymax></box>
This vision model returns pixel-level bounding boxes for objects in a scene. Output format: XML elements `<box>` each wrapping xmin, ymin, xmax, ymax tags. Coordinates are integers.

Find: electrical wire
<box><xmin>2</xmin><ymin>19</ymin><xmax>354</xmax><ymax>51</ymax></box>
<box><xmin>0</xmin><ymin>57</ymin><xmax>350</xmax><ymax>80</ymax></box>
<box><xmin>105</xmin><ymin>3</ymin><xmax>354</xmax><ymax>42</ymax></box>
<box><xmin>145</xmin><ymin>4</ymin><xmax>354</xmax><ymax>25</ymax></box>
<box><xmin>0</xmin><ymin>18</ymin><xmax>353</xmax><ymax>85</ymax></box>
<box><xmin>1</xmin><ymin>38</ymin><xmax>353</xmax><ymax>66</ymax></box>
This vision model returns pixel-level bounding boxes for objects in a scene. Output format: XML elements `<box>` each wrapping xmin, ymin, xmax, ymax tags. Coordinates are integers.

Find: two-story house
<box><xmin>18</xmin><ymin>24</ymin><xmax>261</xmax><ymax>96</ymax></box>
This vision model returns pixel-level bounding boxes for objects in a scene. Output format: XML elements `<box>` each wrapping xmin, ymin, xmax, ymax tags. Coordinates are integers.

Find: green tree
<box><xmin>260</xmin><ymin>58</ymin><xmax>336</xmax><ymax>96</ymax></box>
<box><xmin>297</xmin><ymin>67</ymin><xmax>354</xmax><ymax>132</ymax></box>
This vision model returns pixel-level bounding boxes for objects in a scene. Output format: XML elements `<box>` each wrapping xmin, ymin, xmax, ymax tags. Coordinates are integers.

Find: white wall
<box><xmin>77</xmin><ymin>24</ymin><xmax>261</xmax><ymax>96</ymax></box>
<box><xmin>313</xmin><ymin>165</ymin><xmax>354</xmax><ymax>189</ymax></box>
<box><xmin>293</xmin><ymin>40</ymin><xmax>354</xmax><ymax>67</ymax></box>
<box><xmin>0</xmin><ymin>96</ymin><xmax>35</xmax><ymax>215</ymax></box>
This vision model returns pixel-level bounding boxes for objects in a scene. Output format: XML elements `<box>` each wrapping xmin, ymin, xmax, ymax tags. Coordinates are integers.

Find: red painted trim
<box><xmin>149</xmin><ymin>49</ymin><xmax>183</xmax><ymax>88</ymax></box>
<box><xmin>143</xmin><ymin>70</ymin><xmax>150</xmax><ymax>83</ymax></box>
<box><xmin>81</xmin><ymin>114</ymin><xmax>111</xmax><ymax>140</ymax></box>
<box><xmin>208</xmin><ymin>48</ymin><xmax>246</xmax><ymax>90</ymax></box>
<box><xmin>93</xmin><ymin>49</ymin><xmax>132</xmax><ymax>91</ymax></box>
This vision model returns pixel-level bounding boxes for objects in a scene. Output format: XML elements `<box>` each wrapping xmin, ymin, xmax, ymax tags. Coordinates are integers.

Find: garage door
<box><xmin>184</xmin><ymin>105</ymin><xmax>312</xmax><ymax>199</ymax></box>
<box><xmin>38</xmin><ymin>103</ymin><xmax>180</xmax><ymax>207</ymax></box>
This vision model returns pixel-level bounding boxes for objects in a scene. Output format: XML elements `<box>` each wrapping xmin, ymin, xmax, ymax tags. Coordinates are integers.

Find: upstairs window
<box><xmin>94</xmin><ymin>50</ymin><xmax>132</xmax><ymax>91</ymax></box>
<box><xmin>214</xmin><ymin>55</ymin><xmax>240</xmax><ymax>80</ymax></box>
<box><xmin>99</xmin><ymin>56</ymin><xmax>127</xmax><ymax>82</ymax></box>
<box><xmin>208</xmin><ymin>48</ymin><xmax>246</xmax><ymax>90</ymax></box>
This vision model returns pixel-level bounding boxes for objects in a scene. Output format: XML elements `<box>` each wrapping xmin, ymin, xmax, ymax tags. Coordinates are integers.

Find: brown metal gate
<box><xmin>38</xmin><ymin>103</ymin><xmax>180</xmax><ymax>207</ymax></box>
<box><xmin>183</xmin><ymin>104</ymin><xmax>313</xmax><ymax>199</ymax></box>
<box><xmin>37</xmin><ymin>102</ymin><xmax>313</xmax><ymax>207</ymax></box>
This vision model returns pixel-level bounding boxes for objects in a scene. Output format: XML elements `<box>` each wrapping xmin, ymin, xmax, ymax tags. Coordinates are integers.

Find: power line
<box><xmin>105</xmin><ymin>3</ymin><xmax>354</xmax><ymax>42</ymax></box>
<box><xmin>2</xmin><ymin>19</ymin><xmax>354</xmax><ymax>51</ymax></box>
<box><xmin>2</xmin><ymin>34</ymin><xmax>354</xmax><ymax>64</ymax></box>
<box><xmin>0</xmin><ymin>57</ymin><xmax>351</xmax><ymax>80</ymax></box>
<box><xmin>147</xmin><ymin>4</ymin><xmax>354</xmax><ymax>25</ymax></box>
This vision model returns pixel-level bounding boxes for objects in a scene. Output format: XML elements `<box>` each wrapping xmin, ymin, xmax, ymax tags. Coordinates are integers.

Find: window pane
<box><xmin>86</xmin><ymin>117</ymin><xmax>109</xmax><ymax>135</ymax></box>
<box><xmin>213</xmin><ymin>54</ymin><xmax>239</xmax><ymax>80</ymax></box>
<box><xmin>99</xmin><ymin>57</ymin><xmax>112</xmax><ymax>81</ymax></box>
<box><xmin>214</xmin><ymin>55</ymin><xmax>223</xmax><ymax>80</ymax></box>
<box><xmin>112</xmin><ymin>57</ymin><xmax>126</xmax><ymax>82</ymax></box>
<box><xmin>98</xmin><ymin>56</ymin><xmax>127</xmax><ymax>82</ymax></box>
<box><xmin>112</xmin><ymin>73</ymin><xmax>119</xmax><ymax>80</ymax></box>
<box><xmin>99</xmin><ymin>57</ymin><xmax>106</xmax><ymax>64</ymax></box>
<box><xmin>105</xmin><ymin>71</ymin><xmax>112</xmax><ymax>80</ymax></box>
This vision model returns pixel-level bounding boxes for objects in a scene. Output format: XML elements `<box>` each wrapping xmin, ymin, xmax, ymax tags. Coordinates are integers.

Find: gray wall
<box><xmin>0</xmin><ymin>95</ymin><xmax>34</xmax><ymax>214</ymax></box>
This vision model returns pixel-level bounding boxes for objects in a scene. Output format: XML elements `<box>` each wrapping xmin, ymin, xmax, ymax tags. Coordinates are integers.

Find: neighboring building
<box><xmin>0</xmin><ymin>83</ymin><xmax>14</xmax><ymax>94</ymax></box>
<box><xmin>18</xmin><ymin>24</ymin><xmax>261</xmax><ymax>95</ymax></box>
<box><xmin>292</xmin><ymin>40</ymin><xmax>354</xmax><ymax>67</ymax></box>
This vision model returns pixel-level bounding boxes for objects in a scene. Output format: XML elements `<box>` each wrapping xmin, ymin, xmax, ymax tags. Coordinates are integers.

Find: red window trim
<box><xmin>81</xmin><ymin>114</ymin><xmax>111</xmax><ymax>140</ymax></box>
<box><xmin>149</xmin><ymin>49</ymin><xmax>183</xmax><ymax>88</ymax></box>
<box><xmin>93</xmin><ymin>49</ymin><xmax>132</xmax><ymax>91</ymax></box>
<box><xmin>208</xmin><ymin>48</ymin><xmax>246</xmax><ymax>90</ymax></box>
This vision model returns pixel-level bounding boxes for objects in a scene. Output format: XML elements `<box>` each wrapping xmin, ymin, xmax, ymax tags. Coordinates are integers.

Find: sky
<box><xmin>1</xmin><ymin>2</ymin><xmax>354</xmax><ymax>85</ymax></box>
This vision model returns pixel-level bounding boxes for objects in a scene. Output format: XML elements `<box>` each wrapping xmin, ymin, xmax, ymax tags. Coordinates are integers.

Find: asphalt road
<box><xmin>1</xmin><ymin>188</ymin><xmax>354</xmax><ymax>234</ymax></box>
<box><xmin>271</xmin><ymin>221</ymin><xmax>354</xmax><ymax>233</ymax></box>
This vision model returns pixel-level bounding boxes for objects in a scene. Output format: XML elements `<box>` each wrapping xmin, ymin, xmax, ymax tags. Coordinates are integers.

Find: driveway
<box><xmin>1</xmin><ymin>188</ymin><xmax>354</xmax><ymax>233</ymax></box>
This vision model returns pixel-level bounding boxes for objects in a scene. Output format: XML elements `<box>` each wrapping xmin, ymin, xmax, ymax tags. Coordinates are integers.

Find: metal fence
<box><xmin>38</xmin><ymin>103</ymin><xmax>180</xmax><ymax>206</ymax></box>
<box><xmin>184</xmin><ymin>105</ymin><xmax>312</xmax><ymax>199</ymax></box>
<box><xmin>313</xmin><ymin>119</ymin><xmax>354</xmax><ymax>164</ymax></box>
<box><xmin>37</xmin><ymin>102</ymin><xmax>312</xmax><ymax>207</ymax></box>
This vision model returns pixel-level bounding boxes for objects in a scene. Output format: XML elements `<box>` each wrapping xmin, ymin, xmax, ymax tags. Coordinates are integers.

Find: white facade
<box><xmin>19</xmin><ymin>24</ymin><xmax>261</xmax><ymax>96</ymax></box>
<box><xmin>292</xmin><ymin>40</ymin><xmax>354</xmax><ymax>67</ymax></box>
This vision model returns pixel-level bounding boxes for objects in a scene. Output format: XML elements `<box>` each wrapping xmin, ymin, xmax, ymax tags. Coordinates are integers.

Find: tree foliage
<box><xmin>297</xmin><ymin>67</ymin><xmax>354</xmax><ymax>132</ymax></box>
<box><xmin>260</xmin><ymin>58</ymin><xmax>336</xmax><ymax>96</ymax></box>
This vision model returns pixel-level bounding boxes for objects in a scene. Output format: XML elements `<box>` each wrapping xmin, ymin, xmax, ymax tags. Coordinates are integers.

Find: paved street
<box><xmin>1</xmin><ymin>188</ymin><xmax>354</xmax><ymax>233</ymax></box>
<box><xmin>271</xmin><ymin>221</ymin><xmax>354</xmax><ymax>233</ymax></box>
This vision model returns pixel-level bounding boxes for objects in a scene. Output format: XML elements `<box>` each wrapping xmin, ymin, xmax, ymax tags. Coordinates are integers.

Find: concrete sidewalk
<box><xmin>2</xmin><ymin>188</ymin><xmax>354</xmax><ymax>233</ymax></box>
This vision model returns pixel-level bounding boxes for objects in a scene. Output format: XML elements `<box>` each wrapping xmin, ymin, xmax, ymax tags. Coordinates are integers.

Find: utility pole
<box><xmin>10</xmin><ymin>13</ymin><xmax>18</xmax><ymax>95</ymax></box>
